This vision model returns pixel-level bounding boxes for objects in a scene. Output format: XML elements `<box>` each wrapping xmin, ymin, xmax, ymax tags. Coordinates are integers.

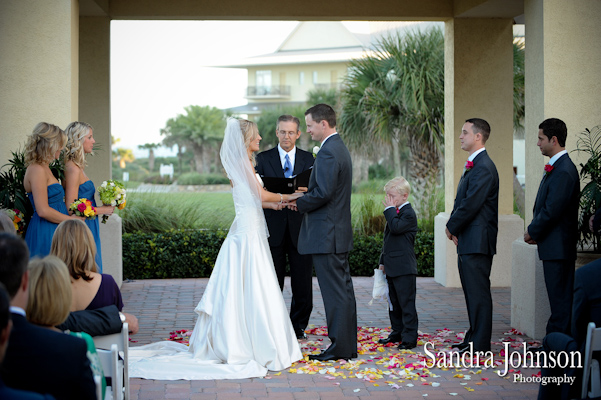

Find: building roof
<box><xmin>217</xmin><ymin>21</ymin><xmax>442</xmax><ymax>68</ymax></box>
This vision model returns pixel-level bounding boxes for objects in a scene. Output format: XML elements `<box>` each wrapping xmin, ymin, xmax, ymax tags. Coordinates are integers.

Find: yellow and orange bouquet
<box><xmin>69</xmin><ymin>198</ymin><xmax>97</xmax><ymax>219</ymax></box>
<box><xmin>97</xmin><ymin>180</ymin><xmax>126</xmax><ymax>224</ymax></box>
<box><xmin>4</xmin><ymin>209</ymin><xmax>26</xmax><ymax>236</ymax></box>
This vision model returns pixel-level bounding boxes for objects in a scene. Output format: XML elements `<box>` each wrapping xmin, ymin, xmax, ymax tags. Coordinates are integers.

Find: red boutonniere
<box><xmin>465</xmin><ymin>160</ymin><xmax>474</xmax><ymax>171</ymax></box>
<box><xmin>544</xmin><ymin>164</ymin><xmax>554</xmax><ymax>175</ymax></box>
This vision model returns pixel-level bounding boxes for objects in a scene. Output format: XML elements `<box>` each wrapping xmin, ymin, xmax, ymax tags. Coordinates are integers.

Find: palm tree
<box><xmin>137</xmin><ymin>143</ymin><xmax>160</xmax><ymax>171</ymax></box>
<box><xmin>161</xmin><ymin>106</ymin><xmax>226</xmax><ymax>174</ymax></box>
<box><xmin>113</xmin><ymin>148</ymin><xmax>135</xmax><ymax>169</ymax></box>
<box><xmin>339</xmin><ymin>27</ymin><xmax>445</xmax><ymax>197</ymax></box>
<box><xmin>513</xmin><ymin>39</ymin><xmax>525</xmax><ymax>139</ymax></box>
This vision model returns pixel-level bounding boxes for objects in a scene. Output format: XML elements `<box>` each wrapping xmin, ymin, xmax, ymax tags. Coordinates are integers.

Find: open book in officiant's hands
<box><xmin>260</xmin><ymin>167</ymin><xmax>312</xmax><ymax>194</ymax></box>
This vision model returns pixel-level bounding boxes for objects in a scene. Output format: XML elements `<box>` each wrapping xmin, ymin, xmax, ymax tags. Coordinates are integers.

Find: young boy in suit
<box><xmin>377</xmin><ymin>177</ymin><xmax>419</xmax><ymax>350</ymax></box>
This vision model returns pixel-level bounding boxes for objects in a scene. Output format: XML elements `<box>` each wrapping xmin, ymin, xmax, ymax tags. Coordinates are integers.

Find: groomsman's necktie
<box><xmin>284</xmin><ymin>154</ymin><xmax>292</xmax><ymax>178</ymax></box>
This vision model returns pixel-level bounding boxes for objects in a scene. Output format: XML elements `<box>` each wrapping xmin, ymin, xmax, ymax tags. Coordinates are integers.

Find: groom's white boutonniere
<box><xmin>312</xmin><ymin>146</ymin><xmax>320</xmax><ymax>158</ymax></box>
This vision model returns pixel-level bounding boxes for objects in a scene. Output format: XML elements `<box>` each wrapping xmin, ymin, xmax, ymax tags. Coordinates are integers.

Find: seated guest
<box><xmin>27</xmin><ymin>256</ymin><xmax>106</xmax><ymax>399</ymax></box>
<box><xmin>51</xmin><ymin>219</ymin><xmax>123</xmax><ymax>311</ymax></box>
<box><xmin>0</xmin><ymin>211</ymin><xmax>15</xmax><ymax>233</ymax></box>
<box><xmin>538</xmin><ymin>258</ymin><xmax>601</xmax><ymax>400</ymax></box>
<box><xmin>0</xmin><ymin>232</ymin><xmax>96</xmax><ymax>399</ymax></box>
<box><xmin>0</xmin><ymin>282</ymin><xmax>55</xmax><ymax>399</ymax></box>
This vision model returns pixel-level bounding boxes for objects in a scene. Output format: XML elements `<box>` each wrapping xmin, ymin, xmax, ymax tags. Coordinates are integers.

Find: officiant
<box><xmin>256</xmin><ymin>115</ymin><xmax>315</xmax><ymax>340</ymax></box>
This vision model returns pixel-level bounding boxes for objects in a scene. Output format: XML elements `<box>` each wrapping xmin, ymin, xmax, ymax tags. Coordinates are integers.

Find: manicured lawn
<box><xmin>119</xmin><ymin>190</ymin><xmax>384</xmax><ymax>231</ymax></box>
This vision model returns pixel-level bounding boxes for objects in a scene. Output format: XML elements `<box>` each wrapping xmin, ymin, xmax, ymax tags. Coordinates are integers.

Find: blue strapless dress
<box><xmin>78</xmin><ymin>180</ymin><xmax>103</xmax><ymax>273</ymax></box>
<box><xmin>25</xmin><ymin>183</ymin><xmax>69</xmax><ymax>258</ymax></box>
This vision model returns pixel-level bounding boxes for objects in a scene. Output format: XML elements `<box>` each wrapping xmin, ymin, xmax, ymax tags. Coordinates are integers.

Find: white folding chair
<box><xmin>582</xmin><ymin>322</ymin><xmax>601</xmax><ymax>399</ymax></box>
<box><xmin>94</xmin><ymin>323</ymin><xmax>129</xmax><ymax>400</ymax></box>
<box><xmin>94</xmin><ymin>375</ymin><xmax>102</xmax><ymax>400</ymax></box>
<box><xmin>97</xmin><ymin>345</ymin><xmax>121</xmax><ymax>400</ymax></box>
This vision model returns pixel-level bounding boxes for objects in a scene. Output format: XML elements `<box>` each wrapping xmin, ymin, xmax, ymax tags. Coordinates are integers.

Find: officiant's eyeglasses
<box><xmin>277</xmin><ymin>130</ymin><xmax>298</xmax><ymax>136</ymax></box>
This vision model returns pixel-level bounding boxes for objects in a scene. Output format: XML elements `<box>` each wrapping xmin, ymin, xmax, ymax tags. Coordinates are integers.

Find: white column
<box><xmin>0</xmin><ymin>0</ymin><xmax>79</xmax><ymax>165</ymax></box>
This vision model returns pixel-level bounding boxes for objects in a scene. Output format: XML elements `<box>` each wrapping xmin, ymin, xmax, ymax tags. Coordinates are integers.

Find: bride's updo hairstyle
<box><xmin>24</xmin><ymin>122</ymin><xmax>67</xmax><ymax>166</ymax></box>
<box><xmin>50</xmin><ymin>219</ymin><xmax>98</xmax><ymax>280</ymax></box>
<box><xmin>65</xmin><ymin>121</ymin><xmax>93</xmax><ymax>168</ymax></box>
<box><xmin>239</xmin><ymin>119</ymin><xmax>259</xmax><ymax>166</ymax></box>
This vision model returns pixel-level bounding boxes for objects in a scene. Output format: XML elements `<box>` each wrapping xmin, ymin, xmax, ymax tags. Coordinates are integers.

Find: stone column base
<box><xmin>99</xmin><ymin>214</ymin><xmax>123</xmax><ymax>287</ymax></box>
<box><xmin>511</xmin><ymin>239</ymin><xmax>550</xmax><ymax>340</ymax></box>
<box><xmin>434</xmin><ymin>212</ymin><xmax>524</xmax><ymax>287</ymax></box>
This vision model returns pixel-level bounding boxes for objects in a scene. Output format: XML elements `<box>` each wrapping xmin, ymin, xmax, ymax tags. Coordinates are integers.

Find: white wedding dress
<box><xmin>128</xmin><ymin>119</ymin><xmax>302</xmax><ymax>380</ymax></box>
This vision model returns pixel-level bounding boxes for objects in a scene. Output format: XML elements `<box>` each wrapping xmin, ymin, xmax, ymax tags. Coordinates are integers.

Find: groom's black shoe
<box><xmin>296</xmin><ymin>330</ymin><xmax>307</xmax><ymax>340</ymax></box>
<box><xmin>451</xmin><ymin>342</ymin><xmax>468</xmax><ymax>350</ymax></box>
<box><xmin>309</xmin><ymin>351</ymin><xmax>357</xmax><ymax>362</ymax></box>
<box><xmin>397</xmin><ymin>342</ymin><xmax>417</xmax><ymax>350</ymax></box>
<box><xmin>378</xmin><ymin>336</ymin><xmax>401</xmax><ymax>345</ymax></box>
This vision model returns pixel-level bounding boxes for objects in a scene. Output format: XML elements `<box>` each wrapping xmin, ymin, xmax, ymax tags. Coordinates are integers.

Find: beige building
<box><xmin>223</xmin><ymin>21</ymin><xmax>440</xmax><ymax>117</ymax></box>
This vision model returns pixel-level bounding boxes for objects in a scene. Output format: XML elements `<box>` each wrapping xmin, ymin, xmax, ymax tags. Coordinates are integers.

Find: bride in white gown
<box><xmin>128</xmin><ymin>118</ymin><xmax>304</xmax><ymax>380</ymax></box>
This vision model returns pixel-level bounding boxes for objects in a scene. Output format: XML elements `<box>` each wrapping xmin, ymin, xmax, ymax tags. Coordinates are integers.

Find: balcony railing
<box><xmin>246</xmin><ymin>85</ymin><xmax>291</xmax><ymax>97</ymax></box>
<box><xmin>313</xmin><ymin>83</ymin><xmax>340</xmax><ymax>91</ymax></box>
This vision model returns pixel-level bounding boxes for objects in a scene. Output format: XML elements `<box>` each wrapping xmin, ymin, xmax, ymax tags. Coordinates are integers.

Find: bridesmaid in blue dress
<box><xmin>64</xmin><ymin>122</ymin><xmax>115</xmax><ymax>273</ymax></box>
<box><xmin>24</xmin><ymin>122</ymin><xmax>83</xmax><ymax>258</ymax></box>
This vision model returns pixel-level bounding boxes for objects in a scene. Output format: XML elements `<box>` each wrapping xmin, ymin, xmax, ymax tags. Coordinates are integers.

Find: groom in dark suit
<box><xmin>446</xmin><ymin>118</ymin><xmax>499</xmax><ymax>353</ymax></box>
<box><xmin>296</xmin><ymin>104</ymin><xmax>357</xmax><ymax>361</ymax></box>
<box><xmin>525</xmin><ymin>118</ymin><xmax>580</xmax><ymax>335</ymax></box>
<box><xmin>256</xmin><ymin>114</ymin><xmax>315</xmax><ymax>339</ymax></box>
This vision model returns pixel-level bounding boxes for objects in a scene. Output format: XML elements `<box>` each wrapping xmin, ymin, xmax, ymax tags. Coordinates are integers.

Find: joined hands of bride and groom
<box><xmin>264</xmin><ymin>187</ymin><xmax>307</xmax><ymax>211</ymax></box>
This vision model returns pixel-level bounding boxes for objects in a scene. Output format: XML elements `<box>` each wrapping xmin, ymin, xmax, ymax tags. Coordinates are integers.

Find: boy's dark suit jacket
<box><xmin>255</xmin><ymin>147</ymin><xmax>315</xmax><ymax>248</ymax></box>
<box><xmin>528</xmin><ymin>153</ymin><xmax>580</xmax><ymax>261</ymax></box>
<box><xmin>1</xmin><ymin>313</ymin><xmax>96</xmax><ymax>400</ymax></box>
<box><xmin>379</xmin><ymin>204</ymin><xmax>418</xmax><ymax>277</ymax></box>
<box><xmin>447</xmin><ymin>150</ymin><xmax>499</xmax><ymax>255</ymax></box>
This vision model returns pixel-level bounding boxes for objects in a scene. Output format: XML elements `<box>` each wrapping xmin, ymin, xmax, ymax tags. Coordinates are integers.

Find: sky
<box><xmin>111</xmin><ymin>20</ymin><xmax>300</xmax><ymax>157</ymax></box>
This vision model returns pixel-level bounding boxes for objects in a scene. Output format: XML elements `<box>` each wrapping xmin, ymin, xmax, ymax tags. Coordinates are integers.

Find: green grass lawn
<box><xmin>118</xmin><ymin>191</ymin><xmax>386</xmax><ymax>232</ymax></box>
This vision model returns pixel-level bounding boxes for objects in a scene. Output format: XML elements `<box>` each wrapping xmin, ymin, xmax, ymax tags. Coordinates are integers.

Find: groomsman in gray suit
<box><xmin>446</xmin><ymin>118</ymin><xmax>499</xmax><ymax>353</ymax></box>
<box><xmin>295</xmin><ymin>104</ymin><xmax>357</xmax><ymax>361</ymax></box>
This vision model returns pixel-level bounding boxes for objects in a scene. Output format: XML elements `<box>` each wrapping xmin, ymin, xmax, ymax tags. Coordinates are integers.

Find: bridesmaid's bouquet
<box><xmin>69</xmin><ymin>198</ymin><xmax>97</xmax><ymax>219</ymax></box>
<box><xmin>97</xmin><ymin>180</ymin><xmax>126</xmax><ymax>224</ymax></box>
<box><xmin>4</xmin><ymin>209</ymin><xmax>26</xmax><ymax>236</ymax></box>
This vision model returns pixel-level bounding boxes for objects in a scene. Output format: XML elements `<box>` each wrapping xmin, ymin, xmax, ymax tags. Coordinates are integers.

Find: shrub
<box><xmin>177</xmin><ymin>172</ymin><xmax>229</xmax><ymax>186</ymax></box>
<box><xmin>123</xmin><ymin>230</ymin><xmax>227</xmax><ymax>279</ymax></box>
<box><xmin>122</xmin><ymin>229</ymin><xmax>435</xmax><ymax>279</ymax></box>
<box><xmin>143</xmin><ymin>173</ymin><xmax>173</xmax><ymax>184</ymax></box>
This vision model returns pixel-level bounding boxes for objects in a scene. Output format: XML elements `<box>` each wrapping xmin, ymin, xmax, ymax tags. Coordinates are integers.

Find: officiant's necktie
<box><xmin>284</xmin><ymin>154</ymin><xmax>292</xmax><ymax>178</ymax></box>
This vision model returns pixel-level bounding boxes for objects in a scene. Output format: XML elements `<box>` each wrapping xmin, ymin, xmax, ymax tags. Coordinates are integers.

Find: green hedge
<box><xmin>123</xmin><ymin>230</ymin><xmax>434</xmax><ymax>279</ymax></box>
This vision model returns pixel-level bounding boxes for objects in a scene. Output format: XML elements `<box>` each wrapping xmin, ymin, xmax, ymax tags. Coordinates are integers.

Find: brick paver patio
<box><xmin>122</xmin><ymin>277</ymin><xmax>545</xmax><ymax>399</ymax></box>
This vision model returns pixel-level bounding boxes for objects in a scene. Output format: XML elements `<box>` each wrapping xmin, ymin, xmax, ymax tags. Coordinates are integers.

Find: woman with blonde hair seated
<box><xmin>27</xmin><ymin>255</ymin><xmax>106</xmax><ymax>398</ymax></box>
<box><xmin>50</xmin><ymin>219</ymin><xmax>123</xmax><ymax>312</ymax></box>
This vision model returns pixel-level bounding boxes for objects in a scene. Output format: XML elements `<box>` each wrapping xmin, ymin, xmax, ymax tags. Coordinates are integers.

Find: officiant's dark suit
<box><xmin>446</xmin><ymin>118</ymin><xmax>499</xmax><ymax>352</ymax></box>
<box><xmin>296</xmin><ymin>104</ymin><xmax>357</xmax><ymax>360</ymax></box>
<box><xmin>255</xmin><ymin>115</ymin><xmax>315</xmax><ymax>338</ymax></box>
<box><xmin>526</xmin><ymin>118</ymin><xmax>580</xmax><ymax>335</ymax></box>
